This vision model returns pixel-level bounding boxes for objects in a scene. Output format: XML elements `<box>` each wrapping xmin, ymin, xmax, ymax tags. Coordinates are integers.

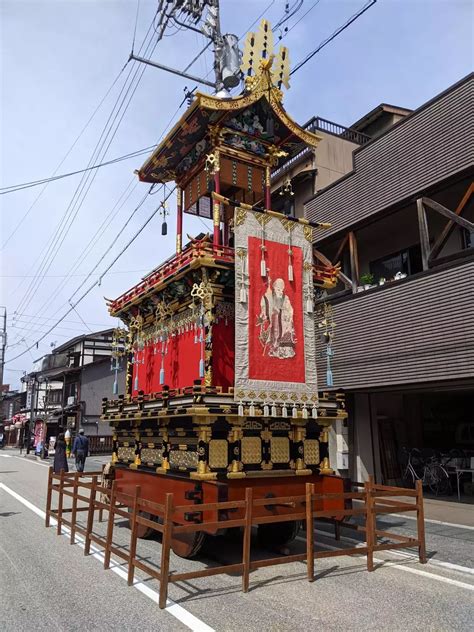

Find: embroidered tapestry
<box><xmin>234</xmin><ymin>209</ymin><xmax>318</xmax><ymax>406</ymax></box>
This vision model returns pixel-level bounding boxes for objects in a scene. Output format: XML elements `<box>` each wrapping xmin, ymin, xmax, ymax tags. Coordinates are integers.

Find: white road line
<box><xmin>0</xmin><ymin>482</ymin><xmax>215</xmax><ymax>632</ymax></box>
<box><xmin>311</xmin><ymin>528</ymin><xmax>474</xmax><ymax>576</ymax></box>
<box><xmin>13</xmin><ymin>456</ymin><xmax>50</xmax><ymax>467</ymax></box>
<box><xmin>388</xmin><ymin>513</ymin><xmax>474</xmax><ymax>531</ymax></box>
<box><xmin>295</xmin><ymin>535</ymin><xmax>474</xmax><ymax>591</ymax></box>
<box><xmin>352</xmin><ymin>499</ymin><xmax>474</xmax><ymax>531</ymax></box>
<box><xmin>0</xmin><ymin>454</ymin><xmax>12</xmax><ymax>458</ymax></box>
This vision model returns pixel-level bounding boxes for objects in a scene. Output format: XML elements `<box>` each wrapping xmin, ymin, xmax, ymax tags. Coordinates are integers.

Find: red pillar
<box><xmin>176</xmin><ymin>186</ymin><xmax>182</xmax><ymax>254</ymax></box>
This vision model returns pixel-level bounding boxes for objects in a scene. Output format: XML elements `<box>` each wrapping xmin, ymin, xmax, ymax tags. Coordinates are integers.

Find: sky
<box><xmin>1</xmin><ymin>0</ymin><xmax>473</xmax><ymax>389</ymax></box>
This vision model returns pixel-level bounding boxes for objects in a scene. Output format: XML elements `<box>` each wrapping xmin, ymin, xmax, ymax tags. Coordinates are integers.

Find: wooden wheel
<box><xmin>170</xmin><ymin>530</ymin><xmax>206</xmax><ymax>559</ymax></box>
<box><xmin>127</xmin><ymin>508</ymin><xmax>156</xmax><ymax>539</ymax></box>
<box><xmin>257</xmin><ymin>520</ymin><xmax>300</xmax><ymax>549</ymax></box>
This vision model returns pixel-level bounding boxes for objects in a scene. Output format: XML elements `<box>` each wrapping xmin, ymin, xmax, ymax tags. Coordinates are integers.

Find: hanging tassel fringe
<box><xmin>249</xmin><ymin>402</ymin><xmax>255</xmax><ymax>417</ymax></box>
<box><xmin>238</xmin><ymin>402</ymin><xmax>244</xmax><ymax>417</ymax></box>
<box><xmin>281</xmin><ymin>405</ymin><xmax>288</xmax><ymax>418</ymax></box>
<box><xmin>271</xmin><ymin>402</ymin><xmax>277</xmax><ymax>417</ymax></box>
<box><xmin>199</xmin><ymin>358</ymin><xmax>205</xmax><ymax>378</ymax></box>
<box><xmin>288</xmin><ymin>263</ymin><xmax>294</xmax><ymax>282</ymax></box>
<box><xmin>113</xmin><ymin>379</ymin><xmax>118</xmax><ymax>395</ymax></box>
<box><xmin>306</xmin><ymin>298</ymin><xmax>313</xmax><ymax>313</ymax></box>
<box><xmin>239</xmin><ymin>286</ymin><xmax>247</xmax><ymax>303</ymax></box>
<box><xmin>302</xmin><ymin>405</ymin><xmax>308</xmax><ymax>419</ymax></box>
<box><xmin>263</xmin><ymin>404</ymin><xmax>270</xmax><ymax>417</ymax></box>
<box><xmin>326</xmin><ymin>369</ymin><xmax>334</xmax><ymax>387</ymax></box>
<box><xmin>260</xmin><ymin>258</ymin><xmax>266</xmax><ymax>277</ymax></box>
<box><xmin>159</xmin><ymin>367</ymin><xmax>165</xmax><ymax>385</ymax></box>
<box><xmin>134</xmin><ymin>375</ymin><xmax>138</xmax><ymax>391</ymax></box>
<box><xmin>292</xmin><ymin>405</ymin><xmax>298</xmax><ymax>418</ymax></box>
<box><xmin>312</xmin><ymin>405</ymin><xmax>318</xmax><ymax>419</ymax></box>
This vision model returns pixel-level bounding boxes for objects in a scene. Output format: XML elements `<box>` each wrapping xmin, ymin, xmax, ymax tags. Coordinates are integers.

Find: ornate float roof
<box><xmin>137</xmin><ymin>62</ymin><xmax>322</xmax><ymax>185</ymax></box>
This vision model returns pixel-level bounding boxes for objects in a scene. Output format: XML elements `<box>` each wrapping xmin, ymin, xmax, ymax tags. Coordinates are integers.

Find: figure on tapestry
<box><xmin>257</xmin><ymin>277</ymin><xmax>296</xmax><ymax>359</ymax></box>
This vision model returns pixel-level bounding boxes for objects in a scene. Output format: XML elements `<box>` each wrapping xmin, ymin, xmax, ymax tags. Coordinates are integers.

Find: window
<box><xmin>47</xmin><ymin>389</ymin><xmax>62</xmax><ymax>405</ymax></box>
<box><xmin>370</xmin><ymin>244</ymin><xmax>422</xmax><ymax>281</ymax></box>
<box><xmin>462</xmin><ymin>228</ymin><xmax>474</xmax><ymax>250</ymax></box>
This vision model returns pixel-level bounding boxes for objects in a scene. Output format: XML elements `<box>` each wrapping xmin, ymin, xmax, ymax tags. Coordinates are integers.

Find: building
<box><xmin>302</xmin><ymin>73</ymin><xmax>473</xmax><ymax>484</ymax></box>
<box><xmin>270</xmin><ymin>116</ymin><xmax>370</xmax><ymax>218</ymax></box>
<box><xmin>0</xmin><ymin>386</ymin><xmax>27</xmax><ymax>446</ymax></box>
<box><xmin>21</xmin><ymin>329</ymin><xmax>125</xmax><ymax>448</ymax></box>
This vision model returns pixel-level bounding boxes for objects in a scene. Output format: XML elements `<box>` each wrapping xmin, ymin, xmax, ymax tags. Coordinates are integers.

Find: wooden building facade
<box><xmin>302</xmin><ymin>74</ymin><xmax>474</xmax><ymax>486</ymax></box>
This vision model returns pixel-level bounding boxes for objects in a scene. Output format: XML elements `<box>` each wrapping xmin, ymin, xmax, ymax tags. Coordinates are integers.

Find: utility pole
<box><xmin>0</xmin><ymin>306</ymin><xmax>6</xmax><ymax>395</ymax></box>
<box><xmin>26</xmin><ymin>375</ymin><xmax>36</xmax><ymax>454</ymax></box>
<box><xmin>130</xmin><ymin>0</ymin><xmax>241</xmax><ymax>95</ymax></box>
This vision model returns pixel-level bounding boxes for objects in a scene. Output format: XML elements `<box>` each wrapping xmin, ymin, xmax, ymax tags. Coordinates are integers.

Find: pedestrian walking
<box><xmin>53</xmin><ymin>433</ymin><xmax>69</xmax><ymax>474</ymax></box>
<box><xmin>72</xmin><ymin>429</ymin><xmax>89</xmax><ymax>473</ymax></box>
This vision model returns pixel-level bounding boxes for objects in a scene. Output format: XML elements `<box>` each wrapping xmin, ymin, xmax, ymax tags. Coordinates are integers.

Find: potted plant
<box><xmin>360</xmin><ymin>272</ymin><xmax>375</xmax><ymax>290</ymax></box>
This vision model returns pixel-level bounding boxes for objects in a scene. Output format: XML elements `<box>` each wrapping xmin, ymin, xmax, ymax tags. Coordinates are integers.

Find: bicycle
<box><xmin>401</xmin><ymin>448</ymin><xmax>452</xmax><ymax>496</ymax></box>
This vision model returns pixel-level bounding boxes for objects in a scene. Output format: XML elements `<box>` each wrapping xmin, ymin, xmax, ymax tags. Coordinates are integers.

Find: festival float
<box><xmin>101</xmin><ymin>21</ymin><xmax>345</xmax><ymax>558</ymax></box>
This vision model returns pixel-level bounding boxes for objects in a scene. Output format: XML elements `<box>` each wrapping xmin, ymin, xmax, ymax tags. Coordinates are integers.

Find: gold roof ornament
<box><xmin>137</xmin><ymin>19</ymin><xmax>319</xmax><ymax>185</ymax></box>
<box><xmin>241</xmin><ymin>19</ymin><xmax>291</xmax><ymax>91</ymax></box>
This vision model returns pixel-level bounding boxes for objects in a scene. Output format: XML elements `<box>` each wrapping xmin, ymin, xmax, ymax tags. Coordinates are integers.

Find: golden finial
<box><xmin>240</xmin><ymin>19</ymin><xmax>291</xmax><ymax>91</ymax></box>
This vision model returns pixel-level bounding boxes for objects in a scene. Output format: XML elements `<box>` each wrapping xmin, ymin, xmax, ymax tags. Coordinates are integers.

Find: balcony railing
<box><xmin>305</xmin><ymin>116</ymin><xmax>371</xmax><ymax>145</ymax></box>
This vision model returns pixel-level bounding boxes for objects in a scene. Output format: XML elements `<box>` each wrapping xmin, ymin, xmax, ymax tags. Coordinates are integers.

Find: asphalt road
<box><xmin>1</xmin><ymin>450</ymin><xmax>473</xmax><ymax>632</ymax></box>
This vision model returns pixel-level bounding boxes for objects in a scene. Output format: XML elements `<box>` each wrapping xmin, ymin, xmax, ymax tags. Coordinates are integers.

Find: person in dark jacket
<box><xmin>72</xmin><ymin>429</ymin><xmax>89</xmax><ymax>473</ymax></box>
<box><xmin>53</xmin><ymin>433</ymin><xmax>69</xmax><ymax>474</ymax></box>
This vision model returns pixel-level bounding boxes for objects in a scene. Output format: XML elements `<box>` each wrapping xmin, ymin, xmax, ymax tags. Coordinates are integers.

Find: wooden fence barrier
<box><xmin>45</xmin><ymin>468</ymin><xmax>427</xmax><ymax>609</ymax></box>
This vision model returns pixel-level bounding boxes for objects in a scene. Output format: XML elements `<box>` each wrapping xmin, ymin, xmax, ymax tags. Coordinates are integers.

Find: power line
<box><xmin>11</xmin><ymin>313</ymin><xmax>112</xmax><ymax>326</ymax></box>
<box><xmin>4</xmin><ymin>0</ymin><xmax>359</xmax><ymax>358</ymax></box>
<box><xmin>10</xmin><ymin>12</ymin><xmax>162</xmax><ymax>341</ymax></box>
<box><xmin>1</xmin><ymin>269</ymin><xmax>151</xmax><ymax>278</ymax></box>
<box><xmin>281</xmin><ymin>0</ymin><xmax>322</xmax><ymax>39</ymax></box>
<box><xmin>9</xmin><ymin>322</ymin><xmax>96</xmax><ymax>335</ymax></box>
<box><xmin>25</xmin><ymin>101</ymin><xmax>183</xmax><ymax>339</ymax></box>
<box><xmin>5</xmin><ymin>185</ymin><xmax>177</xmax><ymax>364</ymax></box>
<box><xmin>0</xmin><ymin>146</ymin><xmax>156</xmax><ymax>195</ymax></box>
<box><xmin>28</xmin><ymin>180</ymin><xmax>141</xmax><ymax>325</ymax></box>
<box><xmin>291</xmin><ymin>0</ymin><xmax>378</xmax><ymax>75</ymax></box>
<box><xmin>70</xmin><ymin>305</ymin><xmax>93</xmax><ymax>333</ymax></box>
<box><xmin>0</xmin><ymin>66</ymin><xmax>128</xmax><ymax>248</ymax></box>
<box><xmin>274</xmin><ymin>1</ymin><xmax>304</xmax><ymax>30</ymax></box>
<box><xmin>67</xmin><ymin>188</ymin><xmax>152</xmax><ymax>302</ymax></box>
<box><xmin>9</xmin><ymin>11</ymin><xmax>203</xmax><ymax>345</ymax></box>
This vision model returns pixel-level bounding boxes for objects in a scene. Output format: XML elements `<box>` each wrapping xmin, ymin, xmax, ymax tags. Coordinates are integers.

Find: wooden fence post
<box><xmin>127</xmin><ymin>486</ymin><xmax>141</xmax><ymax>586</ymax></box>
<box><xmin>45</xmin><ymin>467</ymin><xmax>53</xmax><ymax>528</ymax></box>
<box><xmin>70</xmin><ymin>472</ymin><xmax>80</xmax><ymax>545</ymax></box>
<box><xmin>242</xmin><ymin>487</ymin><xmax>253</xmax><ymax>593</ymax></box>
<box><xmin>416</xmin><ymin>479</ymin><xmax>427</xmax><ymax>564</ymax></box>
<box><xmin>159</xmin><ymin>493</ymin><xmax>174</xmax><ymax>609</ymax></box>
<box><xmin>365</xmin><ymin>479</ymin><xmax>375</xmax><ymax>572</ymax></box>
<box><xmin>306</xmin><ymin>482</ymin><xmax>315</xmax><ymax>582</ymax></box>
<box><xmin>98</xmin><ymin>464</ymin><xmax>105</xmax><ymax>523</ymax></box>
<box><xmin>84</xmin><ymin>476</ymin><xmax>97</xmax><ymax>556</ymax></box>
<box><xmin>104</xmin><ymin>481</ymin><xmax>116</xmax><ymax>570</ymax></box>
<box><xmin>56</xmin><ymin>469</ymin><xmax>65</xmax><ymax>536</ymax></box>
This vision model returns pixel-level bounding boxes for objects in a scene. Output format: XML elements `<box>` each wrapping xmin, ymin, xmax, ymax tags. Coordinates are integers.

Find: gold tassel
<box><xmin>288</xmin><ymin>263</ymin><xmax>294</xmax><ymax>281</ymax></box>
